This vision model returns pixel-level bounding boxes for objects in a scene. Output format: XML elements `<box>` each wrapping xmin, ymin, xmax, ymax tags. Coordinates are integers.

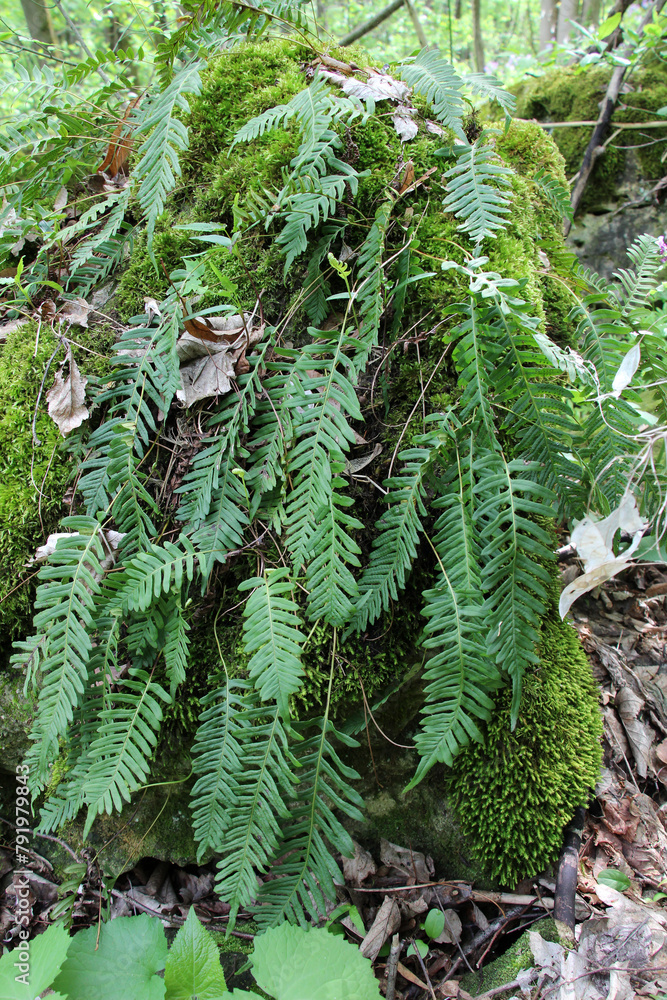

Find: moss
<box><xmin>115</xmin><ymin>219</ymin><xmax>194</xmax><ymax>319</ymax></box>
<box><xmin>460</xmin><ymin>932</ymin><xmax>534</xmax><ymax>996</ymax></box>
<box><xmin>446</xmin><ymin>587</ymin><xmax>603</xmax><ymax>886</ymax></box>
<box><xmin>0</xmin><ymin>670</ymin><xmax>34</xmax><ymax>770</ymax></box>
<box><xmin>514</xmin><ymin>62</ymin><xmax>667</xmax><ymax>211</ymax></box>
<box><xmin>0</xmin><ymin>321</ymin><xmax>112</xmax><ymax>650</ymax></box>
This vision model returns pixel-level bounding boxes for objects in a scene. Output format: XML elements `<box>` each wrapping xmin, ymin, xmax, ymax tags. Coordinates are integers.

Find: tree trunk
<box><xmin>539</xmin><ymin>0</ymin><xmax>557</xmax><ymax>50</ymax></box>
<box><xmin>557</xmin><ymin>0</ymin><xmax>579</xmax><ymax>43</ymax></box>
<box><xmin>19</xmin><ymin>0</ymin><xmax>57</xmax><ymax>47</ymax></box>
<box><xmin>582</xmin><ymin>0</ymin><xmax>601</xmax><ymax>26</ymax></box>
<box><xmin>472</xmin><ymin>0</ymin><xmax>484</xmax><ymax>72</ymax></box>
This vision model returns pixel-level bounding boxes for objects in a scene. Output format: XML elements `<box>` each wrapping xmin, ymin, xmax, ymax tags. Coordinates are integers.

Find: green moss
<box><xmin>514</xmin><ymin>62</ymin><xmax>667</xmax><ymax>211</ymax></box>
<box><xmin>460</xmin><ymin>932</ymin><xmax>534</xmax><ymax>996</ymax></box>
<box><xmin>446</xmin><ymin>589</ymin><xmax>603</xmax><ymax>886</ymax></box>
<box><xmin>115</xmin><ymin>219</ymin><xmax>194</xmax><ymax>318</ymax></box>
<box><xmin>0</xmin><ymin>322</ymin><xmax>112</xmax><ymax>650</ymax></box>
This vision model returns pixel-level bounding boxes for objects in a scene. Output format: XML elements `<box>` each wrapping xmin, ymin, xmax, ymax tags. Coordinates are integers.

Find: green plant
<box><xmin>4</xmin><ymin>0</ymin><xmax>665</xmax><ymax>912</ymax></box>
<box><xmin>0</xmin><ymin>911</ymin><xmax>380</xmax><ymax>1000</ymax></box>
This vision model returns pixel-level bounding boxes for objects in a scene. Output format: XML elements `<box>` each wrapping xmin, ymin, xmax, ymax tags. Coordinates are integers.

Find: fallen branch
<box><xmin>566</xmin><ymin>0</ymin><xmax>667</xmax><ymax>233</ymax></box>
<box><xmin>553</xmin><ymin>805</ymin><xmax>585</xmax><ymax>938</ymax></box>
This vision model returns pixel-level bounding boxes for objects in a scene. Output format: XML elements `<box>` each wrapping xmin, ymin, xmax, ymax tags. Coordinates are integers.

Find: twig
<box><xmin>31</xmin><ymin>339</ymin><xmax>63</xmax><ymax>447</ymax></box>
<box><xmin>339</xmin><ymin>0</ymin><xmax>405</xmax><ymax>46</ymax></box>
<box><xmin>539</xmin><ymin>965</ymin><xmax>667</xmax><ymax>999</ymax></box>
<box><xmin>51</xmin><ymin>0</ymin><xmax>110</xmax><ymax>84</ymax></box>
<box><xmin>385</xmin><ymin>933</ymin><xmax>401</xmax><ymax>1000</ymax></box>
<box><xmin>553</xmin><ymin>805</ymin><xmax>585</xmax><ymax>936</ymax></box>
<box><xmin>473</xmin><ymin>968</ymin><xmax>539</xmax><ymax>1000</ymax></box>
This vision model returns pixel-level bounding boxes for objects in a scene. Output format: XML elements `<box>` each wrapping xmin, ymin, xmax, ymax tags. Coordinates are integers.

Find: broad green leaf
<box><xmin>0</xmin><ymin>922</ymin><xmax>70</xmax><ymax>1000</ymax></box>
<box><xmin>407</xmin><ymin>940</ymin><xmax>429</xmax><ymax>959</ymax></box>
<box><xmin>597</xmin><ymin>12</ymin><xmax>622</xmax><ymax>39</ymax></box>
<box><xmin>251</xmin><ymin>923</ymin><xmax>381</xmax><ymax>1000</ymax></box>
<box><xmin>423</xmin><ymin>908</ymin><xmax>445</xmax><ymax>940</ymax></box>
<box><xmin>164</xmin><ymin>907</ymin><xmax>227</xmax><ymax>1000</ymax></box>
<box><xmin>53</xmin><ymin>914</ymin><xmax>167</xmax><ymax>1000</ymax></box>
<box><xmin>597</xmin><ymin>869</ymin><xmax>631</xmax><ymax>892</ymax></box>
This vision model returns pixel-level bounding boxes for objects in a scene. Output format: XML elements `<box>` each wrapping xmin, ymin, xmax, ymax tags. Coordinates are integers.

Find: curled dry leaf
<box><xmin>53</xmin><ymin>186</ymin><xmax>68</xmax><ymax>212</ymax></box>
<box><xmin>38</xmin><ymin>300</ymin><xmax>56</xmax><ymax>322</ymax></box>
<box><xmin>616</xmin><ymin>686</ymin><xmax>653</xmax><ymax>778</ymax></box>
<box><xmin>46</xmin><ymin>348</ymin><xmax>89</xmax><ymax>437</ymax></box>
<box><xmin>342</xmin><ymin>841</ymin><xmax>377</xmax><ymax>887</ymax></box>
<box><xmin>29</xmin><ymin>528</ymin><xmax>124</xmax><ymax>566</ymax></box>
<box><xmin>143</xmin><ymin>297</ymin><xmax>161</xmax><ymax>322</ymax></box>
<box><xmin>96</xmin><ymin>95</ymin><xmax>141</xmax><ymax>178</ymax></box>
<box><xmin>393</xmin><ymin>109</ymin><xmax>419</xmax><ymax>142</ymax></box>
<box><xmin>611</xmin><ymin>342</ymin><xmax>641</xmax><ymax>398</ymax></box>
<box><xmin>57</xmin><ymin>297</ymin><xmax>90</xmax><ymax>328</ymax></box>
<box><xmin>360</xmin><ymin>896</ymin><xmax>401</xmax><ymax>961</ymax></box>
<box><xmin>177</xmin><ymin>351</ymin><xmax>236</xmax><ymax>408</ymax></box>
<box><xmin>559</xmin><ymin>495</ymin><xmax>648</xmax><ymax>618</ymax></box>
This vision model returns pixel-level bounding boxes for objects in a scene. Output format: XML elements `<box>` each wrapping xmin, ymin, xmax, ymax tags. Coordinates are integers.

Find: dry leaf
<box><xmin>57</xmin><ymin>297</ymin><xmax>90</xmax><ymax>328</ymax></box>
<box><xmin>143</xmin><ymin>297</ymin><xmax>162</xmax><ymax>322</ymax></box>
<box><xmin>611</xmin><ymin>343</ymin><xmax>641</xmax><ymax>398</ymax></box>
<box><xmin>38</xmin><ymin>300</ymin><xmax>56</xmax><ymax>321</ymax></box>
<box><xmin>425</xmin><ymin>119</ymin><xmax>446</xmax><ymax>136</ymax></box>
<box><xmin>397</xmin><ymin>161</ymin><xmax>415</xmax><ymax>194</ymax></box>
<box><xmin>29</xmin><ymin>528</ymin><xmax>123</xmax><ymax>566</ymax></box>
<box><xmin>96</xmin><ymin>95</ymin><xmax>141</xmax><ymax>177</ymax></box>
<box><xmin>360</xmin><ymin>896</ymin><xmax>401</xmax><ymax>961</ymax></box>
<box><xmin>616</xmin><ymin>686</ymin><xmax>653</xmax><ymax>778</ymax></box>
<box><xmin>46</xmin><ymin>349</ymin><xmax>89</xmax><ymax>436</ymax></box>
<box><xmin>433</xmin><ymin>909</ymin><xmax>462</xmax><ymax>945</ymax></box>
<box><xmin>655</xmin><ymin>739</ymin><xmax>667</xmax><ymax>765</ymax></box>
<box><xmin>342</xmin><ymin>842</ymin><xmax>377</xmax><ymax>886</ymax></box>
<box><xmin>396</xmin><ymin>963</ymin><xmax>427</xmax><ymax>990</ymax></box>
<box><xmin>181</xmin><ymin>311</ymin><xmax>256</xmax><ymax>347</ymax></box>
<box><xmin>0</xmin><ymin>317</ymin><xmax>29</xmax><ymax>341</ymax></box>
<box><xmin>380</xmin><ymin>839</ymin><xmax>434</xmax><ymax>882</ymax></box>
<box><xmin>559</xmin><ymin>495</ymin><xmax>648</xmax><ymax>618</ymax></box>
<box><xmin>177</xmin><ymin>351</ymin><xmax>236</xmax><ymax>408</ymax></box>
<box><xmin>393</xmin><ymin>109</ymin><xmax>419</xmax><ymax>142</ymax></box>
<box><xmin>53</xmin><ymin>186</ymin><xmax>68</xmax><ymax>212</ymax></box>
<box><xmin>342</xmin><ymin>69</ymin><xmax>410</xmax><ymax>104</ymax></box>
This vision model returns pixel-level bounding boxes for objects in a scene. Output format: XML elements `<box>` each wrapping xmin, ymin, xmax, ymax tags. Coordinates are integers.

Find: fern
<box><xmin>407</xmin><ymin>473</ymin><xmax>501</xmax><ymax>786</ymax></box>
<box><xmin>398</xmin><ymin>48</ymin><xmax>467</xmax><ymax>142</ymax></box>
<box><xmin>80</xmin><ymin>667</ymin><xmax>171</xmax><ymax>837</ymax></box>
<box><xmin>239</xmin><ymin>569</ymin><xmax>305</xmax><ymax>718</ymax></box>
<box><xmin>442</xmin><ymin>132</ymin><xmax>513</xmax><ymax>245</ymax></box>
<box><xmin>533</xmin><ymin>168</ymin><xmax>573</xmax><ymax>222</ymax></box>
<box><xmin>474</xmin><ymin>453</ymin><xmax>556</xmax><ymax>726</ymax></box>
<box><xmin>354</xmin><ymin>200</ymin><xmax>394</xmax><ymax>366</ymax></box>
<box><xmin>305</xmin><ymin>485</ymin><xmax>362</xmax><ymax>627</ymax></box>
<box><xmin>612</xmin><ymin>233</ymin><xmax>663</xmax><ymax>316</ymax></box>
<box><xmin>464</xmin><ymin>72</ymin><xmax>516</xmax><ymax>126</ymax></box>
<box><xmin>24</xmin><ymin>518</ymin><xmax>108</xmax><ymax>790</ymax></box>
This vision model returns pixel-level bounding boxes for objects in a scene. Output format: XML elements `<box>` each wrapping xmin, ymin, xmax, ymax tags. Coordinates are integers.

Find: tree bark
<box><xmin>539</xmin><ymin>0</ymin><xmax>557</xmax><ymax>50</ymax></box>
<box><xmin>582</xmin><ymin>0</ymin><xmax>601</xmax><ymax>27</ymax></box>
<box><xmin>405</xmin><ymin>0</ymin><xmax>429</xmax><ymax>47</ymax></box>
<box><xmin>339</xmin><ymin>0</ymin><xmax>406</xmax><ymax>46</ymax></box>
<box><xmin>472</xmin><ymin>0</ymin><xmax>484</xmax><ymax>72</ymax></box>
<box><xmin>557</xmin><ymin>0</ymin><xmax>578</xmax><ymax>43</ymax></box>
<box><xmin>567</xmin><ymin>0</ymin><xmax>667</xmax><ymax>232</ymax></box>
<box><xmin>20</xmin><ymin>0</ymin><xmax>57</xmax><ymax>48</ymax></box>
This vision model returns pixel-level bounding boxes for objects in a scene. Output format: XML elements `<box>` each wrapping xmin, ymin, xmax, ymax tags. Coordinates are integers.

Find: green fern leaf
<box><xmin>305</xmin><ymin>485</ymin><xmax>362</xmax><ymax>627</ymax></box>
<box><xmin>239</xmin><ymin>568</ymin><xmax>305</xmax><ymax>718</ymax></box>
<box><xmin>398</xmin><ymin>48</ymin><xmax>466</xmax><ymax>141</ymax></box>
<box><xmin>443</xmin><ymin>132</ymin><xmax>513</xmax><ymax>245</ymax></box>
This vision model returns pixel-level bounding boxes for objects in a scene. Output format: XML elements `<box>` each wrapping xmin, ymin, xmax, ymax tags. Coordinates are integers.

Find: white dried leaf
<box><xmin>46</xmin><ymin>350</ymin><xmax>89</xmax><ymax>436</ymax></box>
<box><xmin>342</xmin><ymin>70</ymin><xmax>410</xmax><ymax>103</ymax></box>
<box><xmin>611</xmin><ymin>343</ymin><xmax>641</xmax><ymax>397</ymax></box>
<box><xmin>143</xmin><ymin>296</ymin><xmax>162</xmax><ymax>321</ymax></box>
<box><xmin>57</xmin><ymin>297</ymin><xmax>90</xmax><ymax>328</ymax></box>
<box><xmin>0</xmin><ymin>318</ymin><xmax>29</xmax><ymax>341</ymax></box>
<box><xmin>29</xmin><ymin>528</ymin><xmax>124</xmax><ymax>566</ymax></box>
<box><xmin>177</xmin><ymin>351</ymin><xmax>236</xmax><ymax>407</ymax></box>
<box><xmin>559</xmin><ymin>495</ymin><xmax>648</xmax><ymax>618</ymax></box>
<box><xmin>425</xmin><ymin>119</ymin><xmax>446</xmax><ymax>136</ymax></box>
<box><xmin>393</xmin><ymin>110</ymin><xmax>419</xmax><ymax>142</ymax></box>
<box><xmin>53</xmin><ymin>186</ymin><xmax>68</xmax><ymax>212</ymax></box>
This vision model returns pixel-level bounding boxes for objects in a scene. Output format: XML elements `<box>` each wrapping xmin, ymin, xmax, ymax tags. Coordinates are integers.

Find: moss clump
<box><xmin>514</xmin><ymin>62</ymin><xmax>667</xmax><ymax>211</ymax></box>
<box><xmin>446</xmin><ymin>596</ymin><xmax>603</xmax><ymax>886</ymax></box>
<box><xmin>0</xmin><ymin>321</ymin><xmax>111</xmax><ymax>649</ymax></box>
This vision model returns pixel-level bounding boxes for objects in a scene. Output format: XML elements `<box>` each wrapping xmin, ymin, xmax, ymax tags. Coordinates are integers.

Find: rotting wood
<box><xmin>566</xmin><ymin>0</ymin><xmax>667</xmax><ymax>234</ymax></box>
<box><xmin>553</xmin><ymin>804</ymin><xmax>585</xmax><ymax>938</ymax></box>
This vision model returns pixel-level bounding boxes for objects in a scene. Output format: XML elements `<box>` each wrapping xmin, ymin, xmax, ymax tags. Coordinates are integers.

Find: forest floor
<box><xmin>0</xmin><ymin>558</ymin><xmax>666</xmax><ymax>999</ymax></box>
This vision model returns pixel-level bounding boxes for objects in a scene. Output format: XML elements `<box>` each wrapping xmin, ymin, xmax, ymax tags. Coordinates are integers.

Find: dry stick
<box><xmin>339</xmin><ymin>0</ymin><xmax>406</xmax><ymax>46</ymax></box>
<box><xmin>553</xmin><ymin>804</ymin><xmax>585</xmax><ymax>937</ymax></box>
<box><xmin>385</xmin><ymin>933</ymin><xmax>401</xmax><ymax>1000</ymax></box>
<box><xmin>566</xmin><ymin>0</ymin><xmax>667</xmax><ymax>234</ymax></box>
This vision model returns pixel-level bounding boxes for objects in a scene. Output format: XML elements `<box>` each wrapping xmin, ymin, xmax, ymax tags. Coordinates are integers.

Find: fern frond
<box><xmin>442</xmin><ymin>132</ymin><xmax>513</xmax><ymax>245</ymax></box>
<box><xmin>613</xmin><ymin>233</ymin><xmax>663</xmax><ymax>316</ymax></box>
<box><xmin>81</xmin><ymin>667</ymin><xmax>171</xmax><ymax>837</ymax></box>
<box><xmin>23</xmin><ymin>517</ymin><xmax>108</xmax><ymax>790</ymax></box>
<box><xmin>348</xmin><ymin>429</ymin><xmax>450</xmax><ymax>634</ymax></box>
<box><xmin>284</xmin><ymin>333</ymin><xmax>361</xmax><ymax>569</ymax></box>
<box><xmin>305</xmin><ymin>485</ymin><xmax>362</xmax><ymax>627</ymax></box>
<box><xmin>133</xmin><ymin>61</ymin><xmax>203</xmax><ymax>262</ymax></box>
<box><xmin>253</xmin><ymin>715</ymin><xmax>363</xmax><ymax>928</ymax></box>
<box><xmin>407</xmin><ymin>481</ymin><xmax>500</xmax><ymax>787</ymax></box>
<box><xmin>239</xmin><ymin>568</ymin><xmax>305</xmax><ymax>718</ymax></box>
<box><xmin>464</xmin><ymin>72</ymin><xmax>516</xmax><ymax>123</ymax></box>
<box><xmin>398</xmin><ymin>48</ymin><xmax>466</xmax><ymax>141</ymax></box>
<box><xmin>354</xmin><ymin>200</ymin><xmax>393</xmax><ymax>367</ymax></box>
<box><xmin>107</xmin><ymin>535</ymin><xmax>201</xmax><ymax>613</ymax></box>
<box><xmin>533</xmin><ymin>168</ymin><xmax>573</xmax><ymax>222</ymax></box>
<box><xmin>474</xmin><ymin>453</ymin><xmax>556</xmax><ymax>726</ymax></box>
<box><xmin>304</xmin><ymin>221</ymin><xmax>346</xmax><ymax>325</ymax></box>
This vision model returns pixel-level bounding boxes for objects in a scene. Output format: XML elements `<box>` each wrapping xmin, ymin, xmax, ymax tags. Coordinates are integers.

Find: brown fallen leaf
<box><xmin>0</xmin><ymin>317</ymin><xmax>29</xmax><ymax>342</ymax></box>
<box><xmin>360</xmin><ymin>895</ymin><xmax>401</xmax><ymax>961</ymax></box>
<box><xmin>177</xmin><ymin>351</ymin><xmax>236</xmax><ymax>408</ymax></box>
<box><xmin>342</xmin><ymin>841</ymin><xmax>377</xmax><ymax>887</ymax></box>
<box><xmin>57</xmin><ymin>297</ymin><xmax>90</xmax><ymax>328</ymax></box>
<box><xmin>97</xmin><ymin>96</ymin><xmax>141</xmax><ymax>178</ymax></box>
<box><xmin>396</xmin><ymin>962</ymin><xmax>427</xmax><ymax>990</ymax></box>
<box><xmin>397</xmin><ymin>161</ymin><xmax>415</xmax><ymax>194</ymax></box>
<box><xmin>46</xmin><ymin>348</ymin><xmax>89</xmax><ymax>436</ymax></box>
<box><xmin>380</xmin><ymin>838</ymin><xmax>434</xmax><ymax>882</ymax></box>
<box><xmin>38</xmin><ymin>300</ymin><xmax>56</xmax><ymax>321</ymax></box>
